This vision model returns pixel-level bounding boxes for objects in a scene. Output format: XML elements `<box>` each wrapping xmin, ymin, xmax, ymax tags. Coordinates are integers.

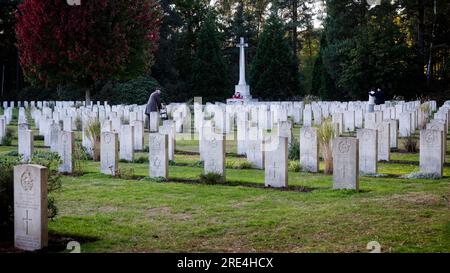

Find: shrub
<box><xmin>199</xmin><ymin>173</ymin><xmax>225</xmax><ymax>185</ymax></box>
<box><xmin>169</xmin><ymin>160</ymin><xmax>176</xmax><ymax>166</ymax></box>
<box><xmin>6</xmin><ymin>151</ymin><xmax>19</xmax><ymax>157</ymax></box>
<box><xmin>97</xmin><ymin>76</ymin><xmax>162</xmax><ymax>105</ymax></box>
<box><xmin>318</xmin><ymin>118</ymin><xmax>335</xmax><ymax>174</ymax></box>
<box><xmin>0</xmin><ymin>152</ymin><xmax>62</xmax><ymax>239</ymax></box>
<box><xmin>74</xmin><ymin>117</ymin><xmax>82</xmax><ymax>131</ymax></box>
<box><xmin>0</xmin><ymin>157</ymin><xmax>16</xmax><ymax>239</ymax></box>
<box><xmin>73</xmin><ymin>143</ymin><xmax>89</xmax><ymax>176</ymax></box>
<box><xmin>34</xmin><ymin>134</ymin><xmax>44</xmax><ymax>141</ymax></box>
<box><xmin>85</xmin><ymin>119</ymin><xmax>101</xmax><ymax>161</ymax></box>
<box><xmin>1</xmin><ymin>128</ymin><xmax>14</xmax><ymax>146</ymax></box>
<box><xmin>193</xmin><ymin>161</ymin><xmax>204</xmax><ymax>168</ymax></box>
<box><xmin>134</xmin><ymin>156</ymin><xmax>148</xmax><ymax>164</ymax></box>
<box><xmin>116</xmin><ymin>166</ymin><xmax>135</xmax><ymax>180</ymax></box>
<box><xmin>402</xmin><ymin>135</ymin><xmax>417</xmax><ymax>153</ymax></box>
<box><xmin>288</xmin><ymin>161</ymin><xmax>301</xmax><ymax>172</ymax></box>
<box><xmin>30</xmin><ymin>151</ymin><xmax>62</xmax><ymax>219</ymax></box>
<box><xmin>226</xmin><ymin>160</ymin><xmax>253</xmax><ymax>169</ymax></box>
<box><xmin>303</xmin><ymin>95</ymin><xmax>320</xmax><ymax>105</ymax></box>
<box><xmin>288</xmin><ymin>138</ymin><xmax>300</xmax><ymax>160</ymax></box>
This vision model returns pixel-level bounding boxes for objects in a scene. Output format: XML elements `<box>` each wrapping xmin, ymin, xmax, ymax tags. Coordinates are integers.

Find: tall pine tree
<box><xmin>191</xmin><ymin>12</ymin><xmax>229</xmax><ymax>102</ymax></box>
<box><xmin>249</xmin><ymin>13</ymin><xmax>301</xmax><ymax>100</ymax></box>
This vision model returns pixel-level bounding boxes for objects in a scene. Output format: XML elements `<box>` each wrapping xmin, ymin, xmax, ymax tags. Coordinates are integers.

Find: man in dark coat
<box><xmin>145</xmin><ymin>89</ymin><xmax>162</xmax><ymax>115</ymax></box>
<box><xmin>145</xmin><ymin>89</ymin><xmax>162</xmax><ymax>130</ymax></box>
<box><xmin>374</xmin><ymin>88</ymin><xmax>385</xmax><ymax>105</ymax></box>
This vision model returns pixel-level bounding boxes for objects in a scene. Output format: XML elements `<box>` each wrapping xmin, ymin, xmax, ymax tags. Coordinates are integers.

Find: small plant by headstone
<box><xmin>288</xmin><ymin>161</ymin><xmax>301</xmax><ymax>172</ymax></box>
<box><xmin>169</xmin><ymin>160</ymin><xmax>176</xmax><ymax>166</ymax></box>
<box><xmin>74</xmin><ymin>116</ymin><xmax>82</xmax><ymax>131</ymax></box>
<box><xmin>85</xmin><ymin>119</ymin><xmax>101</xmax><ymax>161</ymax></box>
<box><xmin>401</xmin><ymin>135</ymin><xmax>418</xmax><ymax>153</ymax></box>
<box><xmin>34</xmin><ymin>134</ymin><xmax>44</xmax><ymax>141</ymax></box>
<box><xmin>193</xmin><ymin>161</ymin><xmax>204</xmax><ymax>168</ymax></box>
<box><xmin>1</xmin><ymin>128</ymin><xmax>15</xmax><ymax>146</ymax></box>
<box><xmin>199</xmin><ymin>173</ymin><xmax>225</xmax><ymax>185</ymax></box>
<box><xmin>0</xmin><ymin>152</ymin><xmax>62</xmax><ymax>239</ymax></box>
<box><xmin>226</xmin><ymin>159</ymin><xmax>253</xmax><ymax>169</ymax></box>
<box><xmin>133</xmin><ymin>156</ymin><xmax>148</xmax><ymax>164</ymax></box>
<box><xmin>116</xmin><ymin>166</ymin><xmax>135</xmax><ymax>180</ymax></box>
<box><xmin>30</xmin><ymin>151</ymin><xmax>62</xmax><ymax>219</ymax></box>
<box><xmin>73</xmin><ymin>143</ymin><xmax>89</xmax><ymax>176</ymax></box>
<box><xmin>288</xmin><ymin>137</ymin><xmax>300</xmax><ymax>160</ymax></box>
<box><xmin>318</xmin><ymin>118</ymin><xmax>335</xmax><ymax>174</ymax></box>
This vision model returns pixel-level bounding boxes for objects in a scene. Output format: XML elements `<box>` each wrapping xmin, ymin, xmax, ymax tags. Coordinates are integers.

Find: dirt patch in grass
<box><xmin>379</xmin><ymin>192</ymin><xmax>446</xmax><ymax>207</ymax></box>
<box><xmin>146</xmin><ymin>206</ymin><xmax>192</xmax><ymax>221</ymax></box>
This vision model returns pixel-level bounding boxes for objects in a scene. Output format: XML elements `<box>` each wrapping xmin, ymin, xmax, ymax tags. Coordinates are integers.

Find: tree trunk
<box><xmin>85</xmin><ymin>88</ymin><xmax>91</xmax><ymax>106</ymax></box>
<box><xmin>418</xmin><ymin>0</ymin><xmax>425</xmax><ymax>58</ymax></box>
<box><xmin>291</xmin><ymin>0</ymin><xmax>298</xmax><ymax>56</ymax></box>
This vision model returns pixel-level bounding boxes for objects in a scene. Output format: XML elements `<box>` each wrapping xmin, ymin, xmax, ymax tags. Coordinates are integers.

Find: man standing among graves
<box><xmin>145</xmin><ymin>89</ymin><xmax>163</xmax><ymax>129</ymax></box>
<box><xmin>374</xmin><ymin>88</ymin><xmax>385</xmax><ymax>105</ymax></box>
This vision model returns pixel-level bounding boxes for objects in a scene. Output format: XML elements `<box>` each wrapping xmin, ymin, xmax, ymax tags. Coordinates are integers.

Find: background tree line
<box><xmin>1</xmin><ymin>0</ymin><xmax>449</xmax><ymax>103</ymax></box>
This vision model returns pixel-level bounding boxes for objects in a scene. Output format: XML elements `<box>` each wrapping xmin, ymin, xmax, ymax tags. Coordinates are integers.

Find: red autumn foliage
<box><xmin>15</xmin><ymin>0</ymin><xmax>162</xmax><ymax>87</ymax></box>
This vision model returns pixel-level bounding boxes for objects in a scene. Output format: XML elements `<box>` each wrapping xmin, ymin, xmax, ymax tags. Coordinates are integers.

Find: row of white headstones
<box><xmin>2</xmin><ymin>99</ymin><xmax>449</xmax><ymax>251</ymax></box>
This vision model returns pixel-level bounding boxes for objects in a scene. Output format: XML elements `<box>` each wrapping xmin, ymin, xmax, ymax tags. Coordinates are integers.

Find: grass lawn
<box><xmin>1</xmin><ymin>111</ymin><xmax>449</xmax><ymax>253</ymax></box>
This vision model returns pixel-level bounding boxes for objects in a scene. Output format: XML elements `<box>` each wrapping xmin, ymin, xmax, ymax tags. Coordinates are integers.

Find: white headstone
<box><xmin>399</xmin><ymin>112</ymin><xmax>412</xmax><ymax>137</ymax></box>
<box><xmin>385</xmin><ymin>119</ymin><xmax>398</xmax><ymax>149</ymax></box>
<box><xmin>264</xmin><ymin>137</ymin><xmax>288</xmax><ymax>188</ymax></box>
<box><xmin>203</xmin><ymin>132</ymin><xmax>225</xmax><ymax>176</ymax></box>
<box><xmin>149</xmin><ymin>133</ymin><xmax>169</xmax><ymax>178</ymax></box>
<box><xmin>343</xmin><ymin>111</ymin><xmax>355</xmax><ymax>132</ymax></box>
<box><xmin>333</xmin><ymin>137</ymin><xmax>359</xmax><ymax>190</ymax></box>
<box><xmin>376</xmin><ymin>122</ymin><xmax>390</xmax><ymax>161</ymax></box>
<box><xmin>119</xmin><ymin>125</ymin><xmax>135</xmax><ymax>161</ymax></box>
<box><xmin>420</xmin><ymin>129</ymin><xmax>444</xmax><ymax>177</ymax></box>
<box><xmin>159</xmin><ymin>120</ymin><xmax>176</xmax><ymax>161</ymax></box>
<box><xmin>132</xmin><ymin>120</ymin><xmax>144</xmax><ymax>151</ymax></box>
<box><xmin>18</xmin><ymin>129</ymin><xmax>34</xmax><ymax>162</ymax></box>
<box><xmin>300</xmin><ymin>127</ymin><xmax>319</xmax><ymax>172</ymax></box>
<box><xmin>58</xmin><ymin>131</ymin><xmax>74</xmax><ymax>173</ymax></box>
<box><xmin>14</xmin><ymin>164</ymin><xmax>48</xmax><ymax>251</ymax></box>
<box><xmin>357</xmin><ymin>129</ymin><xmax>377</xmax><ymax>174</ymax></box>
<box><xmin>101</xmin><ymin>132</ymin><xmax>119</xmax><ymax>175</ymax></box>
<box><xmin>246</xmin><ymin>126</ymin><xmax>264</xmax><ymax>169</ymax></box>
<box><xmin>50</xmin><ymin>123</ymin><xmax>60</xmax><ymax>152</ymax></box>
<box><xmin>149</xmin><ymin>112</ymin><xmax>160</xmax><ymax>132</ymax></box>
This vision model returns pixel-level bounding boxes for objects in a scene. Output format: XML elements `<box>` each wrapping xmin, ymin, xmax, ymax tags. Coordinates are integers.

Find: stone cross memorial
<box><xmin>234</xmin><ymin>37</ymin><xmax>251</xmax><ymax>100</ymax></box>
<box><xmin>14</xmin><ymin>164</ymin><xmax>48</xmax><ymax>251</ymax></box>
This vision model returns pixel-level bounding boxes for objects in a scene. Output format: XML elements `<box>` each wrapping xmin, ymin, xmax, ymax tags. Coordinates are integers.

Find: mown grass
<box><xmin>0</xmin><ymin>111</ymin><xmax>449</xmax><ymax>252</ymax></box>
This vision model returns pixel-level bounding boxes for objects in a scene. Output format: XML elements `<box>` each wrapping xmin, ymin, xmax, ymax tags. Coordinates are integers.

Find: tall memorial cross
<box><xmin>233</xmin><ymin>37</ymin><xmax>252</xmax><ymax>100</ymax></box>
<box><xmin>236</xmin><ymin>37</ymin><xmax>249</xmax><ymax>86</ymax></box>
